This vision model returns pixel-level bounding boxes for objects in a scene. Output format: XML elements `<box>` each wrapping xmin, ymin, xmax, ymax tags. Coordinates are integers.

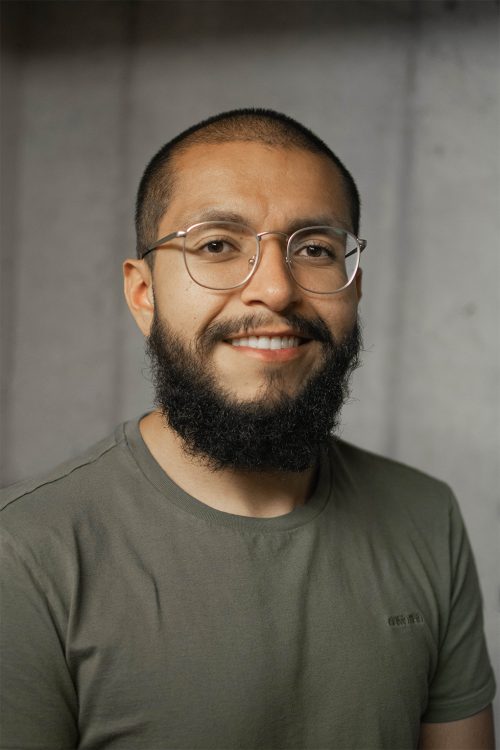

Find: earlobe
<box><xmin>123</xmin><ymin>259</ymin><xmax>155</xmax><ymax>336</ymax></box>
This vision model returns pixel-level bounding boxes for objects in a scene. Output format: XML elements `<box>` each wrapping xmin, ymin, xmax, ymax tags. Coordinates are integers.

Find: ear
<box><xmin>354</xmin><ymin>267</ymin><xmax>362</xmax><ymax>301</ymax></box>
<box><xmin>123</xmin><ymin>258</ymin><xmax>155</xmax><ymax>336</ymax></box>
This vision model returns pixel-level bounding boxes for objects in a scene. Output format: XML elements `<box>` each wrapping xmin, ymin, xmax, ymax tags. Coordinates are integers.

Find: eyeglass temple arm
<box><xmin>141</xmin><ymin>230</ymin><xmax>187</xmax><ymax>259</ymax></box>
<box><xmin>345</xmin><ymin>239</ymin><xmax>367</xmax><ymax>259</ymax></box>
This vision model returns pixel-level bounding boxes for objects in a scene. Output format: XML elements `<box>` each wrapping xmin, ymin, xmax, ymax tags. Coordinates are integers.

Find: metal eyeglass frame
<box><xmin>140</xmin><ymin>221</ymin><xmax>367</xmax><ymax>294</ymax></box>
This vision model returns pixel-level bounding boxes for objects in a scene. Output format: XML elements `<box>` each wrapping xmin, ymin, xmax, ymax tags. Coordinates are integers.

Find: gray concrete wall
<box><xmin>1</xmin><ymin>0</ymin><xmax>499</xmax><ymax>723</ymax></box>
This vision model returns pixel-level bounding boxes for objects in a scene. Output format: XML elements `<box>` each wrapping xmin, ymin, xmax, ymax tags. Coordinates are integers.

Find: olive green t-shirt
<box><xmin>0</xmin><ymin>418</ymin><xmax>495</xmax><ymax>749</ymax></box>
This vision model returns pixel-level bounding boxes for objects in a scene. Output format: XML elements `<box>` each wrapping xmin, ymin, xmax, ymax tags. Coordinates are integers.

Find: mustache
<box><xmin>198</xmin><ymin>313</ymin><xmax>334</xmax><ymax>352</ymax></box>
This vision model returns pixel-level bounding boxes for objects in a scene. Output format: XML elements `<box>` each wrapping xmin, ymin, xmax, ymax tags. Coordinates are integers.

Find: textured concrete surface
<box><xmin>1</xmin><ymin>0</ymin><xmax>499</xmax><ymax>724</ymax></box>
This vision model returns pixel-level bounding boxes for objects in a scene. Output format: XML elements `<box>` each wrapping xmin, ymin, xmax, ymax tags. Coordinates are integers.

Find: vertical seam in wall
<box><xmin>110</xmin><ymin>0</ymin><xmax>137</xmax><ymax>427</ymax></box>
<box><xmin>384</xmin><ymin>0</ymin><xmax>421</xmax><ymax>459</ymax></box>
<box><xmin>0</xmin><ymin>5</ymin><xmax>23</xmax><ymax>486</ymax></box>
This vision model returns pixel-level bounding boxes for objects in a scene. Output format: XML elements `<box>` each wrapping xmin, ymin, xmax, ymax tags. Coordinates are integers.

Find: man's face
<box><xmin>149</xmin><ymin>141</ymin><xmax>361</xmax><ymax>405</ymax></box>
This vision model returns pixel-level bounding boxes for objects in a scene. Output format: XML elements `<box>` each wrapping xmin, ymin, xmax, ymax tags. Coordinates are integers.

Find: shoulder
<box><xmin>329</xmin><ymin>437</ymin><xmax>459</xmax><ymax>530</ymax></box>
<box><xmin>331</xmin><ymin>437</ymin><xmax>452</xmax><ymax>495</ymax></box>
<box><xmin>333</xmin><ymin>436</ymin><xmax>447</xmax><ymax>483</ymax></box>
<box><xmin>0</xmin><ymin>422</ymin><xmax>133</xmax><ymax>545</ymax></box>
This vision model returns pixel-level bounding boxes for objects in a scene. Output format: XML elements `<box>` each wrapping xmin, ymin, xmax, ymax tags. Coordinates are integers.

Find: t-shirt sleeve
<box><xmin>421</xmin><ymin>488</ymin><xmax>496</xmax><ymax>723</ymax></box>
<box><xmin>0</xmin><ymin>527</ymin><xmax>79</xmax><ymax>749</ymax></box>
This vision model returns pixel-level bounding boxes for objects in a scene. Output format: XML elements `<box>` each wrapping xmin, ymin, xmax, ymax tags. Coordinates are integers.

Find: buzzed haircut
<box><xmin>135</xmin><ymin>108</ymin><xmax>361</xmax><ymax>264</ymax></box>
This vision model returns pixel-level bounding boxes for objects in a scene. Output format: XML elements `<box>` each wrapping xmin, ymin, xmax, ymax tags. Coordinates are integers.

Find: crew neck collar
<box><xmin>122</xmin><ymin>416</ymin><xmax>334</xmax><ymax>533</ymax></box>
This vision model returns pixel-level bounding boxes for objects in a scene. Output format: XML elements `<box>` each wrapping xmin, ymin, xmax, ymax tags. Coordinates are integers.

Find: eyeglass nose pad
<box><xmin>248</xmin><ymin>255</ymin><xmax>257</xmax><ymax>268</ymax></box>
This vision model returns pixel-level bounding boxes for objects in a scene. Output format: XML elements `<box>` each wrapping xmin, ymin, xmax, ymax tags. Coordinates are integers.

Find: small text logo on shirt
<box><xmin>387</xmin><ymin>612</ymin><xmax>424</xmax><ymax>627</ymax></box>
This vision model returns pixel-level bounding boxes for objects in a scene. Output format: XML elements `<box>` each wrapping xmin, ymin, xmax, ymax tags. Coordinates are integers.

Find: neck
<box><xmin>139</xmin><ymin>410</ymin><xmax>318</xmax><ymax>518</ymax></box>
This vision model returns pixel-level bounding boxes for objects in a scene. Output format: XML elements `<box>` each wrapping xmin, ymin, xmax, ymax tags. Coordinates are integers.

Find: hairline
<box><xmin>173</xmin><ymin>137</ymin><xmax>350</xmax><ymax>215</ymax></box>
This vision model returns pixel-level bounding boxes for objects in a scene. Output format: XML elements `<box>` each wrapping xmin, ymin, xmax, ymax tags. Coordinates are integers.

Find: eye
<box><xmin>202</xmin><ymin>239</ymin><xmax>233</xmax><ymax>254</ymax></box>
<box><xmin>298</xmin><ymin>243</ymin><xmax>332</xmax><ymax>257</ymax></box>
<box><xmin>293</xmin><ymin>242</ymin><xmax>337</xmax><ymax>262</ymax></box>
<box><xmin>186</xmin><ymin>222</ymin><xmax>253</xmax><ymax>262</ymax></box>
<box><xmin>188</xmin><ymin>234</ymin><xmax>244</xmax><ymax>262</ymax></box>
<box><xmin>194</xmin><ymin>237</ymin><xmax>242</xmax><ymax>257</ymax></box>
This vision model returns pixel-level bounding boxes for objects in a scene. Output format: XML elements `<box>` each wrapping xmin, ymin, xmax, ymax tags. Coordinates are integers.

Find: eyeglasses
<box><xmin>141</xmin><ymin>221</ymin><xmax>367</xmax><ymax>294</ymax></box>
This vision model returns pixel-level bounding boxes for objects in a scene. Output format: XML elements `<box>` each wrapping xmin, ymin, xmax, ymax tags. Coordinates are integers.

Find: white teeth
<box><xmin>257</xmin><ymin>337</ymin><xmax>271</xmax><ymax>349</ymax></box>
<box><xmin>230</xmin><ymin>336</ymin><xmax>301</xmax><ymax>350</ymax></box>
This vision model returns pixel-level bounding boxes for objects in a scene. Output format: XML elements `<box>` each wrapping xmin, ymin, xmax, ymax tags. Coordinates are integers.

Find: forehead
<box><xmin>163</xmin><ymin>141</ymin><xmax>351</xmax><ymax>230</ymax></box>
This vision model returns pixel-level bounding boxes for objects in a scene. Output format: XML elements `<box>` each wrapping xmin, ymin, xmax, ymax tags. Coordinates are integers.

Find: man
<box><xmin>0</xmin><ymin>109</ymin><xmax>495</xmax><ymax>749</ymax></box>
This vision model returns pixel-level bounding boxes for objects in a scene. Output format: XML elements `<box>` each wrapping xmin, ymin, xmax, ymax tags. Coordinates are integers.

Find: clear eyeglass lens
<box><xmin>183</xmin><ymin>222</ymin><xmax>359</xmax><ymax>292</ymax></box>
<box><xmin>288</xmin><ymin>227</ymin><xmax>359</xmax><ymax>293</ymax></box>
<box><xmin>184</xmin><ymin>222</ymin><xmax>258</xmax><ymax>290</ymax></box>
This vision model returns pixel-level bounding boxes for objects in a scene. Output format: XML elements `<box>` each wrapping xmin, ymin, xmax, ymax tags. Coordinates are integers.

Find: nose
<box><xmin>239</xmin><ymin>233</ymin><xmax>301</xmax><ymax>312</ymax></box>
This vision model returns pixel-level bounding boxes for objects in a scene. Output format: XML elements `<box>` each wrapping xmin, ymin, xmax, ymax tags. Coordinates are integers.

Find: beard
<box><xmin>146</xmin><ymin>310</ymin><xmax>362</xmax><ymax>473</ymax></box>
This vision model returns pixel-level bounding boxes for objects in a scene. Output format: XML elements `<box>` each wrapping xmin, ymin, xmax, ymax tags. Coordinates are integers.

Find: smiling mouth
<box><xmin>227</xmin><ymin>335</ymin><xmax>307</xmax><ymax>350</ymax></box>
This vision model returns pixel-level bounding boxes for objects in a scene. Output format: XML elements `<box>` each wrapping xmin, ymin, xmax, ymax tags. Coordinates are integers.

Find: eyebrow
<box><xmin>181</xmin><ymin>209</ymin><xmax>352</xmax><ymax>233</ymax></box>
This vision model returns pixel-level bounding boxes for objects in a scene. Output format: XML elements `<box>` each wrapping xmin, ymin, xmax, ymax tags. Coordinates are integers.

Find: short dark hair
<box><xmin>135</xmin><ymin>108</ymin><xmax>361</xmax><ymax>264</ymax></box>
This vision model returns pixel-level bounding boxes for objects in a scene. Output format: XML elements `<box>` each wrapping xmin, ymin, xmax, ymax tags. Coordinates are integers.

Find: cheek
<box><xmin>314</xmin><ymin>293</ymin><xmax>359</xmax><ymax>338</ymax></box>
<box><xmin>154</xmin><ymin>269</ymin><xmax>227</xmax><ymax>340</ymax></box>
